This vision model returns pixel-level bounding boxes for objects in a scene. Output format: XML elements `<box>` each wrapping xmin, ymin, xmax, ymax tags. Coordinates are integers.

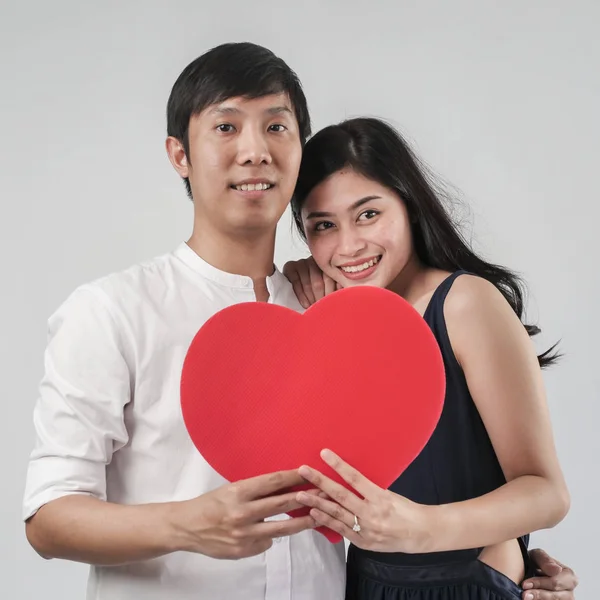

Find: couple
<box><xmin>23</xmin><ymin>42</ymin><xmax>577</xmax><ymax>600</ymax></box>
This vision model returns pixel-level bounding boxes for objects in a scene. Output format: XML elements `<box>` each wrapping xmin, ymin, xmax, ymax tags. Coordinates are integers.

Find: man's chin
<box><xmin>231</xmin><ymin>206</ymin><xmax>287</xmax><ymax>231</ymax></box>
<box><xmin>223</xmin><ymin>216</ymin><xmax>280</xmax><ymax>238</ymax></box>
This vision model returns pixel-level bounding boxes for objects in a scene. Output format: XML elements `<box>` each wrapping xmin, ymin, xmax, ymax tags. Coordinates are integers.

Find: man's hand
<box><xmin>172</xmin><ymin>470</ymin><xmax>317</xmax><ymax>559</ymax></box>
<box><xmin>521</xmin><ymin>548</ymin><xmax>578</xmax><ymax>600</ymax></box>
<box><xmin>282</xmin><ymin>257</ymin><xmax>337</xmax><ymax>308</ymax></box>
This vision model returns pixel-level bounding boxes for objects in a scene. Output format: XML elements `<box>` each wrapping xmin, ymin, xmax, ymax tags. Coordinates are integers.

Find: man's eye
<box><xmin>216</xmin><ymin>124</ymin><xmax>235</xmax><ymax>133</ymax></box>
<box><xmin>314</xmin><ymin>221</ymin><xmax>334</xmax><ymax>231</ymax></box>
<box><xmin>268</xmin><ymin>124</ymin><xmax>287</xmax><ymax>132</ymax></box>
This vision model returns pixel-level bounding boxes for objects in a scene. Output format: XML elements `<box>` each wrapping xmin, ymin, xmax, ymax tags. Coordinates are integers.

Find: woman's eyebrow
<box><xmin>305</xmin><ymin>195</ymin><xmax>381</xmax><ymax>219</ymax></box>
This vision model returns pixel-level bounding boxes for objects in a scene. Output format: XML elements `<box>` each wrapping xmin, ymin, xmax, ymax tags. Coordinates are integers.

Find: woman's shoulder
<box><xmin>444</xmin><ymin>272</ymin><xmax>508</xmax><ymax>320</ymax></box>
<box><xmin>443</xmin><ymin>273</ymin><xmax>523</xmax><ymax>366</ymax></box>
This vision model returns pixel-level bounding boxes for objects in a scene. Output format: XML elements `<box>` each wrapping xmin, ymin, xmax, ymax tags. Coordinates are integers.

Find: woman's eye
<box><xmin>358</xmin><ymin>210</ymin><xmax>379</xmax><ymax>221</ymax></box>
<box><xmin>314</xmin><ymin>221</ymin><xmax>334</xmax><ymax>232</ymax></box>
<box><xmin>268</xmin><ymin>124</ymin><xmax>287</xmax><ymax>132</ymax></box>
<box><xmin>216</xmin><ymin>124</ymin><xmax>235</xmax><ymax>133</ymax></box>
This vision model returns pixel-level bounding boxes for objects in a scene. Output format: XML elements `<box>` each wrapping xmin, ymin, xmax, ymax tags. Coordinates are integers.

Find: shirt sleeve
<box><xmin>22</xmin><ymin>285</ymin><xmax>132</xmax><ymax>521</ymax></box>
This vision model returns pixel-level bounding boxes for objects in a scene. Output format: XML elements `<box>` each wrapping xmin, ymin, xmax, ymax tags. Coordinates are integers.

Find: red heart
<box><xmin>181</xmin><ymin>286</ymin><xmax>445</xmax><ymax>543</ymax></box>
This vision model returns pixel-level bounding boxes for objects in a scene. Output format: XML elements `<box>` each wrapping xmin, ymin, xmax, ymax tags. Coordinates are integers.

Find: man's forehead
<box><xmin>204</xmin><ymin>93</ymin><xmax>293</xmax><ymax>116</ymax></box>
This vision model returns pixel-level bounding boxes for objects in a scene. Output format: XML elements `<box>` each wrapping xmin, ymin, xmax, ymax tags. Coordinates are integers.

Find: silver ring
<box><xmin>352</xmin><ymin>514</ymin><xmax>361</xmax><ymax>533</ymax></box>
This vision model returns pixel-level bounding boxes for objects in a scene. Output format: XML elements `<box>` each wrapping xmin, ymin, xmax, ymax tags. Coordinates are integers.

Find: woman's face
<box><xmin>301</xmin><ymin>169</ymin><xmax>415</xmax><ymax>289</ymax></box>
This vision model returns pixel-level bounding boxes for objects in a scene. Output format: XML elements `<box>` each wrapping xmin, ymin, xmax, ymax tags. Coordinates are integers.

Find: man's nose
<box><xmin>236</xmin><ymin>127</ymin><xmax>272</xmax><ymax>166</ymax></box>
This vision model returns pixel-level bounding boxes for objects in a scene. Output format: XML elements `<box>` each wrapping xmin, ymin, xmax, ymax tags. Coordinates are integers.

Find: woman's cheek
<box><xmin>318</xmin><ymin>244</ymin><xmax>343</xmax><ymax>283</ymax></box>
<box><xmin>307</xmin><ymin>239</ymin><xmax>330</xmax><ymax>273</ymax></box>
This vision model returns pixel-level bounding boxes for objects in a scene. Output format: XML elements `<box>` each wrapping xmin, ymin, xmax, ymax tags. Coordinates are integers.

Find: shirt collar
<box><xmin>174</xmin><ymin>242</ymin><xmax>285</xmax><ymax>290</ymax></box>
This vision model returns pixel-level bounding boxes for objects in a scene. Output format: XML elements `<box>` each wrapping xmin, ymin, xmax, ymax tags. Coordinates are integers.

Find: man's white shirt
<box><xmin>23</xmin><ymin>242</ymin><xmax>346</xmax><ymax>600</ymax></box>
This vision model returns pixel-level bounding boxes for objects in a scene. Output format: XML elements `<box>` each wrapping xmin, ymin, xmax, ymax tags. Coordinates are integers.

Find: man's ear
<box><xmin>166</xmin><ymin>136</ymin><xmax>189</xmax><ymax>178</ymax></box>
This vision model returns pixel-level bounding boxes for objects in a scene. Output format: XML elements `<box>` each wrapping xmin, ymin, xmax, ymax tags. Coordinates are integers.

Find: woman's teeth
<box><xmin>234</xmin><ymin>183</ymin><xmax>272</xmax><ymax>191</ymax></box>
<box><xmin>340</xmin><ymin>256</ymin><xmax>380</xmax><ymax>273</ymax></box>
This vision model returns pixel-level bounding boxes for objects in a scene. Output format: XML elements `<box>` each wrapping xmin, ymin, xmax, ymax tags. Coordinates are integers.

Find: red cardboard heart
<box><xmin>181</xmin><ymin>286</ymin><xmax>445</xmax><ymax>543</ymax></box>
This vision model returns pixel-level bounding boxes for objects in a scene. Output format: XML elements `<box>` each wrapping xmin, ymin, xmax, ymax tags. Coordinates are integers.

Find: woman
<box><xmin>285</xmin><ymin>117</ymin><xmax>570</xmax><ymax>600</ymax></box>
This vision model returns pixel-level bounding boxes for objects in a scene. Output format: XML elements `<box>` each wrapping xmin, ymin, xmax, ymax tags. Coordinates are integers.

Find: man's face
<box><xmin>170</xmin><ymin>93</ymin><xmax>302</xmax><ymax>236</ymax></box>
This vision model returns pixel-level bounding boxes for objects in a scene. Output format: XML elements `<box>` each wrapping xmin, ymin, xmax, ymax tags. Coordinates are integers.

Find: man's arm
<box><xmin>24</xmin><ymin>287</ymin><xmax>314</xmax><ymax>565</ymax></box>
<box><xmin>26</xmin><ymin>471</ymin><xmax>316</xmax><ymax>565</ymax></box>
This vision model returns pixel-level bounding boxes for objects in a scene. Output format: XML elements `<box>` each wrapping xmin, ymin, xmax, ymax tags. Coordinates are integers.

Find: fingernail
<box><xmin>524</xmin><ymin>593</ymin><xmax>533</xmax><ymax>600</ymax></box>
<box><xmin>522</xmin><ymin>582</ymin><xmax>532</xmax><ymax>589</ymax></box>
<box><xmin>320</xmin><ymin>449</ymin><xmax>333</xmax><ymax>461</ymax></box>
<box><xmin>298</xmin><ymin>465</ymin><xmax>310</xmax><ymax>477</ymax></box>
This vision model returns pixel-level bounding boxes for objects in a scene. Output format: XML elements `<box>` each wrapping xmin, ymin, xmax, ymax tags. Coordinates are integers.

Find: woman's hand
<box><xmin>296</xmin><ymin>449</ymin><xmax>433</xmax><ymax>553</ymax></box>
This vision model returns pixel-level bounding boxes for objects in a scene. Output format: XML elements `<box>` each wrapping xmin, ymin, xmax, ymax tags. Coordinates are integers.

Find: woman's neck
<box><xmin>387</xmin><ymin>256</ymin><xmax>450</xmax><ymax>315</ymax></box>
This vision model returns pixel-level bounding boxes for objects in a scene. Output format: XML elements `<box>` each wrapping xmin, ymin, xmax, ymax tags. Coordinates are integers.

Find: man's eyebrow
<box><xmin>266</xmin><ymin>106</ymin><xmax>293</xmax><ymax>116</ymax></box>
<box><xmin>210</xmin><ymin>106</ymin><xmax>241</xmax><ymax>116</ymax></box>
<box><xmin>208</xmin><ymin>105</ymin><xmax>293</xmax><ymax>117</ymax></box>
<box><xmin>305</xmin><ymin>196</ymin><xmax>381</xmax><ymax>219</ymax></box>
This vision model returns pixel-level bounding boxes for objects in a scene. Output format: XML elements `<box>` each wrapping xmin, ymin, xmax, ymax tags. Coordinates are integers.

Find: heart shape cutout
<box><xmin>181</xmin><ymin>286</ymin><xmax>445</xmax><ymax>543</ymax></box>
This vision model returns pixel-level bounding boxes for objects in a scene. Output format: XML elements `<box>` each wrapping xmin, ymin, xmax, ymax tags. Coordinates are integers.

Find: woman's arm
<box><xmin>428</xmin><ymin>274</ymin><xmax>570</xmax><ymax>551</ymax></box>
<box><xmin>295</xmin><ymin>274</ymin><xmax>569</xmax><ymax>555</ymax></box>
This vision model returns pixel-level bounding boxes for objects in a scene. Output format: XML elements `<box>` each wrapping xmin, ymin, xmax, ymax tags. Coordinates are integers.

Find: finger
<box><xmin>247</xmin><ymin>514</ymin><xmax>317</xmax><ymax>540</ymax></box>
<box><xmin>323</xmin><ymin>274</ymin><xmax>337</xmax><ymax>297</ymax></box>
<box><xmin>528</xmin><ymin>548</ymin><xmax>563</xmax><ymax>576</ymax></box>
<box><xmin>308</xmin><ymin>269</ymin><xmax>326</xmax><ymax>301</ymax></box>
<box><xmin>237</xmin><ymin>470</ymin><xmax>309</xmax><ymax>501</ymax></box>
<box><xmin>297</xmin><ymin>464</ymin><xmax>363</xmax><ymax>515</ymax></box>
<box><xmin>296</xmin><ymin>490</ymin><xmax>355</xmax><ymax>528</ymax></box>
<box><xmin>250</xmin><ymin>489</ymin><xmax>320</xmax><ymax>521</ymax></box>
<box><xmin>283</xmin><ymin>263</ymin><xmax>311</xmax><ymax>309</ymax></box>
<box><xmin>319</xmin><ymin>449</ymin><xmax>379</xmax><ymax>498</ymax></box>
<box><xmin>309</xmin><ymin>507</ymin><xmax>356</xmax><ymax>542</ymax></box>
<box><xmin>282</xmin><ymin>261</ymin><xmax>298</xmax><ymax>282</ymax></box>
<box><xmin>231</xmin><ymin>538</ymin><xmax>275</xmax><ymax>559</ymax></box>
<box><xmin>522</xmin><ymin>571</ymin><xmax>578</xmax><ymax>593</ymax></box>
<box><xmin>291</xmin><ymin>259</ymin><xmax>316</xmax><ymax>306</ymax></box>
<box><xmin>307</xmin><ymin>259</ymin><xmax>326</xmax><ymax>301</ymax></box>
<box><xmin>521</xmin><ymin>587</ymin><xmax>576</xmax><ymax>600</ymax></box>
<box><xmin>525</xmin><ymin>549</ymin><xmax>578</xmax><ymax>592</ymax></box>
<box><xmin>295</xmin><ymin>287</ymin><xmax>311</xmax><ymax>310</ymax></box>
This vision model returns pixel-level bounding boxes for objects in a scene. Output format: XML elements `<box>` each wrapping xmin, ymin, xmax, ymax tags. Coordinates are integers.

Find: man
<box><xmin>23</xmin><ymin>42</ymin><xmax>578</xmax><ymax>600</ymax></box>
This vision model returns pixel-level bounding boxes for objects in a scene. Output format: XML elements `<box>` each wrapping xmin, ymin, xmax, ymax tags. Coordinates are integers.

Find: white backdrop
<box><xmin>2</xmin><ymin>1</ymin><xmax>598</xmax><ymax>597</ymax></box>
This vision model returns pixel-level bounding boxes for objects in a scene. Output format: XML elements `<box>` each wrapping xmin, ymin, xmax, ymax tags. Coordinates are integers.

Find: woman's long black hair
<box><xmin>291</xmin><ymin>117</ymin><xmax>559</xmax><ymax>368</ymax></box>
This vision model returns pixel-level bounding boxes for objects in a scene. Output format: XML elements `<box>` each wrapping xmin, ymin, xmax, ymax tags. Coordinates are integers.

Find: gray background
<box><xmin>2</xmin><ymin>0</ymin><xmax>598</xmax><ymax>597</ymax></box>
